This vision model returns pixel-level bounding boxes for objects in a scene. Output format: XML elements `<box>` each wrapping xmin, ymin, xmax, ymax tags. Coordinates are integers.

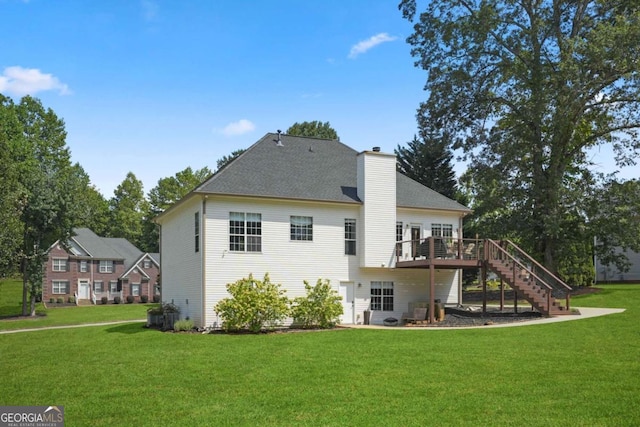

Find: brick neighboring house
<box><xmin>43</xmin><ymin>228</ymin><xmax>160</xmax><ymax>304</ymax></box>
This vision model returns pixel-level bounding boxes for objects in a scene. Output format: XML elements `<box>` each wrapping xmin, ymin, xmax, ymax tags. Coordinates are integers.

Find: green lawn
<box><xmin>0</xmin><ymin>279</ymin><xmax>152</xmax><ymax>331</ymax></box>
<box><xmin>1</xmin><ymin>284</ymin><xmax>639</xmax><ymax>426</ymax></box>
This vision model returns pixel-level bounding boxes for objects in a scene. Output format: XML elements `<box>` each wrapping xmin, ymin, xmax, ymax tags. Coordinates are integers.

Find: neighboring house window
<box><xmin>154</xmin><ymin>284</ymin><xmax>160</xmax><ymax>295</ymax></box>
<box><xmin>52</xmin><ymin>258</ymin><xmax>67</xmax><ymax>272</ymax></box>
<box><xmin>291</xmin><ymin>216</ymin><xmax>313</xmax><ymax>241</ymax></box>
<box><xmin>195</xmin><ymin>212</ymin><xmax>200</xmax><ymax>253</ymax></box>
<box><xmin>344</xmin><ymin>219</ymin><xmax>356</xmax><ymax>255</ymax></box>
<box><xmin>229</xmin><ymin>212</ymin><xmax>262</xmax><ymax>252</ymax></box>
<box><xmin>396</xmin><ymin>222</ymin><xmax>403</xmax><ymax>256</ymax></box>
<box><xmin>131</xmin><ymin>283</ymin><xmax>140</xmax><ymax>296</ymax></box>
<box><xmin>99</xmin><ymin>260</ymin><xmax>113</xmax><ymax>273</ymax></box>
<box><xmin>52</xmin><ymin>280</ymin><xmax>69</xmax><ymax>294</ymax></box>
<box><xmin>109</xmin><ymin>281</ymin><xmax>118</xmax><ymax>294</ymax></box>
<box><xmin>94</xmin><ymin>281</ymin><xmax>103</xmax><ymax>293</ymax></box>
<box><xmin>143</xmin><ymin>259</ymin><xmax>151</xmax><ymax>269</ymax></box>
<box><xmin>80</xmin><ymin>260</ymin><xmax>88</xmax><ymax>273</ymax></box>
<box><xmin>370</xmin><ymin>281</ymin><xmax>394</xmax><ymax>311</ymax></box>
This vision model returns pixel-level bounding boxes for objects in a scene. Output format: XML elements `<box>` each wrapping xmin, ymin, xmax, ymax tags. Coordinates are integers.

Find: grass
<box><xmin>0</xmin><ymin>279</ymin><xmax>152</xmax><ymax>331</ymax></box>
<box><xmin>0</xmin><ymin>283</ymin><xmax>639</xmax><ymax>425</ymax></box>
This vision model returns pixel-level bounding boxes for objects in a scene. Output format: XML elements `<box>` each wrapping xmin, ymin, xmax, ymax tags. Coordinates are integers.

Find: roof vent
<box><xmin>276</xmin><ymin>130</ymin><xmax>283</xmax><ymax>147</ymax></box>
<box><xmin>372</xmin><ymin>146</ymin><xmax>381</xmax><ymax>152</ymax></box>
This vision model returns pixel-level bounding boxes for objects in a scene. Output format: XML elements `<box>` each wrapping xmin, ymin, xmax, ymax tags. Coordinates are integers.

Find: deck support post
<box><xmin>500</xmin><ymin>278</ymin><xmax>504</xmax><ymax>311</ymax></box>
<box><xmin>429</xmin><ymin>263</ymin><xmax>435</xmax><ymax>324</ymax></box>
<box><xmin>514</xmin><ymin>290</ymin><xmax>518</xmax><ymax>313</ymax></box>
<box><xmin>481</xmin><ymin>263</ymin><xmax>487</xmax><ymax>314</ymax></box>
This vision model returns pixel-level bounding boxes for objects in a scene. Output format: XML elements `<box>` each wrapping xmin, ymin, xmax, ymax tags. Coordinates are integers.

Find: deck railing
<box><xmin>395</xmin><ymin>237</ymin><xmax>483</xmax><ymax>263</ymax></box>
<box><xmin>493</xmin><ymin>239</ymin><xmax>572</xmax><ymax>308</ymax></box>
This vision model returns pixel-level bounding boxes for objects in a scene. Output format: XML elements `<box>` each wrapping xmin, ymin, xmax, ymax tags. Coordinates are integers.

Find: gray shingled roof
<box><xmin>193</xmin><ymin>133</ymin><xmax>470</xmax><ymax>213</ymax></box>
<box><xmin>71</xmin><ymin>228</ymin><xmax>144</xmax><ymax>272</ymax></box>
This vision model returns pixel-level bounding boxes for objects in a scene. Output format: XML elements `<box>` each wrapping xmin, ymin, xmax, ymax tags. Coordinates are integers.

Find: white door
<box><xmin>339</xmin><ymin>282</ymin><xmax>354</xmax><ymax>324</ymax></box>
<box><xmin>78</xmin><ymin>280</ymin><xmax>90</xmax><ymax>300</ymax></box>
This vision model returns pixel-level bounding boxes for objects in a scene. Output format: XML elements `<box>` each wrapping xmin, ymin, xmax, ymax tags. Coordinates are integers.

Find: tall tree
<box><xmin>12</xmin><ymin>96</ymin><xmax>82</xmax><ymax>315</ymax></box>
<box><xmin>400</xmin><ymin>0</ymin><xmax>640</xmax><ymax>278</ymax></box>
<box><xmin>286</xmin><ymin>121</ymin><xmax>339</xmax><ymax>140</ymax></box>
<box><xmin>143</xmin><ymin>166</ymin><xmax>212</xmax><ymax>252</ymax></box>
<box><xmin>395</xmin><ymin>134</ymin><xmax>459</xmax><ymax>200</ymax></box>
<box><xmin>109</xmin><ymin>172</ymin><xmax>147</xmax><ymax>249</ymax></box>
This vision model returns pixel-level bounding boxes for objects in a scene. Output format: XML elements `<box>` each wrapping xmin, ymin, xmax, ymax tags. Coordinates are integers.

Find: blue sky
<box><xmin>1</xmin><ymin>0</ymin><xmax>635</xmax><ymax>197</ymax></box>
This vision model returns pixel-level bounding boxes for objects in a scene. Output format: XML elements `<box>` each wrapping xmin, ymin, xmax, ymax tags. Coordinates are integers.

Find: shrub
<box><xmin>140</xmin><ymin>294</ymin><xmax>149</xmax><ymax>303</ymax></box>
<box><xmin>173</xmin><ymin>319</ymin><xmax>194</xmax><ymax>332</ymax></box>
<box><xmin>49</xmin><ymin>298</ymin><xmax>55</xmax><ymax>304</ymax></box>
<box><xmin>214</xmin><ymin>273</ymin><xmax>289</xmax><ymax>333</ymax></box>
<box><xmin>56</xmin><ymin>297</ymin><xmax>64</xmax><ymax>304</ymax></box>
<box><xmin>68</xmin><ymin>296</ymin><xmax>76</xmax><ymax>304</ymax></box>
<box><xmin>113</xmin><ymin>296</ymin><xmax>122</xmax><ymax>304</ymax></box>
<box><xmin>291</xmin><ymin>279</ymin><xmax>343</xmax><ymax>329</ymax></box>
<box><xmin>147</xmin><ymin>305</ymin><xmax>163</xmax><ymax>315</ymax></box>
<box><xmin>126</xmin><ymin>295</ymin><xmax>135</xmax><ymax>304</ymax></box>
<box><xmin>152</xmin><ymin>294</ymin><xmax>161</xmax><ymax>303</ymax></box>
<box><xmin>101</xmin><ymin>296</ymin><xmax>108</xmax><ymax>305</ymax></box>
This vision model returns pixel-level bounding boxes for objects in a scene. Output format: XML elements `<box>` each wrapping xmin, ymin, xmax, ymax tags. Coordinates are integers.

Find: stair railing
<box><xmin>501</xmin><ymin>240</ymin><xmax>571</xmax><ymax>310</ymax></box>
<box><xmin>485</xmin><ymin>239</ymin><xmax>555</xmax><ymax>314</ymax></box>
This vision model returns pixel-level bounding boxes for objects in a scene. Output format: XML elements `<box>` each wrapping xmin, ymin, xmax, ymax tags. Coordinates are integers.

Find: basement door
<box><xmin>339</xmin><ymin>282</ymin><xmax>354</xmax><ymax>324</ymax></box>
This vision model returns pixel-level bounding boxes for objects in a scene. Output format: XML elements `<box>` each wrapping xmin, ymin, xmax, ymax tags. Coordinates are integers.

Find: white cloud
<box><xmin>0</xmin><ymin>66</ymin><xmax>70</xmax><ymax>96</ymax></box>
<box><xmin>221</xmin><ymin>119</ymin><xmax>255</xmax><ymax>136</ymax></box>
<box><xmin>348</xmin><ymin>33</ymin><xmax>398</xmax><ymax>59</ymax></box>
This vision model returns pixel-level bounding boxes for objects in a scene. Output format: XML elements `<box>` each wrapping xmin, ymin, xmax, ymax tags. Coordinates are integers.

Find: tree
<box><xmin>0</xmin><ymin>95</ymin><xmax>26</xmax><ymax>278</ymax></box>
<box><xmin>286</xmin><ymin>121</ymin><xmax>339</xmax><ymax>140</ymax></box>
<box><xmin>109</xmin><ymin>172</ymin><xmax>147</xmax><ymax>249</ymax></box>
<box><xmin>143</xmin><ymin>166</ymin><xmax>212</xmax><ymax>252</ymax></box>
<box><xmin>11</xmin><ymin>96</ymin><xmax>82</xmax><ymax>315</ymax></box>
<box><xmin>216</xmin><ymin>149</ymin><xmax>245</xmax><ymax>172</ymax></box>
<box><xmin>395</xmin><ymin>134</ymin><xmax>459</xmax><ymax>200</ymax></box>
<box><xmin>400</xmin><ymin>1</ymin><xmax>640</xmax><ymax>278</ymax></box>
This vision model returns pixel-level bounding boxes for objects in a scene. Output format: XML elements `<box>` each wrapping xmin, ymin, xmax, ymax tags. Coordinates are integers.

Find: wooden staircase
<box><xmin>485</xmin><ymin>240</ymin><xmax>572</xmax><ymax>316</ymax></box>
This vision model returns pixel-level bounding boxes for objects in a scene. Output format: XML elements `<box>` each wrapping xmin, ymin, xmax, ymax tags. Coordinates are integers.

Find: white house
<box><xmin>156</xmin><ymin>132</ymin><xmax>471</xmax><ymax>328</ymax></box>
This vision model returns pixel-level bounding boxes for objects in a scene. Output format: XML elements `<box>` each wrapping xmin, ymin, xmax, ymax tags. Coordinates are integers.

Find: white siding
<box><xmin>395</xmin><ymin>208</ymin><xmax>463</xmax><ymax>263</ymax></box>
<box><xmin>202</xmin><ymin>196</ymin><xmax>361</xmax><ymax>328</ymax></box>
<box><xmin>357</xmin><ymin>151</ymin><xmax>396</xmax><ymax>268</ymax></box>
<box><xmin>354</xmin><ymin>268</ymin><xmax>458</xmax><ymax>325</ymax></box>
<box><xmin>160</xmin><ymin>197</ymin><xmax>464</xmax><ymax>328</ymax></box>
<box><xmin>158</xmin><ymin>196</ymin><xmax>204</xmax><ymax>325</ymax></box>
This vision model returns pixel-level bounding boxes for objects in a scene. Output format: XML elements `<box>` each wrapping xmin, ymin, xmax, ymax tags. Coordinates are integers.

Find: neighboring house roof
<box><xmin>67</xmin><ymin>228</ymin><xmax>147</xmax><ymax>276</ymax></box>
<box><xmin>191</xmin><ymin>133</ymin><xmax>470</xmax><ymax>213</ymax></box>
<box><xmin>122</xmin><ymin>253</ymin><xmax>161</xmax><ymax>279</ymax></box>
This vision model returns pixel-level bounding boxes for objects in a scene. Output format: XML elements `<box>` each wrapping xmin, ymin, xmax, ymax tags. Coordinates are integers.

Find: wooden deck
<box><xmin>396</xmin><ymin>258</ymin><xmax>481</xmax><ymax>269</ymax></box>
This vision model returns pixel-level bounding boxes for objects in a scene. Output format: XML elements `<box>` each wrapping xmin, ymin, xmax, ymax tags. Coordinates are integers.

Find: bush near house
<box><xmin>173</xmin><ymin>319</ymin><xmax>194</xmax><ymax>331</ymax></box>
<box><xmin>113</xmin><ymin>296</ymin><xmax>122</xmax><ymax>304</ymax></box>
<box><xmin>291</xmin><ymin>279</ymin><xmax>343</xmax><ymax>329</ymax></box>
<box><xmin>101</xmin><ymin>296</ymin><xmax>108</xmax><ymax>305</ymax></box>
<box><xmin>214</xmin><ymin>274</ymin><xmax>289</xmax><ymax>333</ymax></box>
<box><xmin>126</xmin><ymin>295</ymin><xmax>135</xmax><ymax>304</ymax></box>
<box><xmin>140</xmin><ymin>295</ymin><xmax>148</xmax><ymax>303</ymax></box>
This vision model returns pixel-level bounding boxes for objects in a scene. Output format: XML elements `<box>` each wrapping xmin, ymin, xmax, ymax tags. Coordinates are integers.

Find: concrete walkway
<box><xmin>343</xmin><ymin>307</ymin><xmax>626</xmax><ymax>330</ymax></box>
<box><xmin>0</xmin><ymin>319</ymin><xmax>146</xmax><ymax>335</ymax></box>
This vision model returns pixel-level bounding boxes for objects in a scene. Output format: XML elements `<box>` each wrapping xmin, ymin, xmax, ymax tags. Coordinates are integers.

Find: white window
<box><xmin>94</xmin><ymin>281</ymin><xmax>103</xmax><ymax>293</ymax></box>
<box><xmin>396</xmin><ymin>222</ymin><xmax>403</xmax><ymax>256</ymax></box>
<box><xmin>131</xmin><ymin>284</ymin><xmax>140</xmax><ymax>296</ymax></box>
<box><xmin>344</xmin><ymin>219</ymin><xmax>356</xmax><ymax>255</ymax></box>
<box><xmin>99</xmin><ymin>260</ymin><xmax>113</xmax><ymax>273</ymax></box>
<box><xmin>80</xmin><ymin>260</ymin><xmax>88</xmax><ymax>273</ymax></box>
<box><xmin>229</xmin><ymin>212</ymin><xmax>262</xmax><ymax>252</ymax></box>
<box><xmin>370</xmin><ymin>281</ymin><xmax>394</xmax><ymax>311</ymax></box>
<box><xmin>52</xmin><ymin>280</ymin><xmax>69</xmax><ymax>294</ymax></box>
<box><xmin>195</xmin><ymin>212</ymin><xmax>200</xmax><ymax>253</ymax></box>
<box><xmin>143</xmin><ymin>259</ymin><xmax>151</xmax><ymax>269</ymax></box>
<box><xmin>109</xmin><ymin>281</ymin><xmax>118</xmax><ymax>294</ymax></box>
<box><xmin>291</xmin><ymin>216</ymin><xmax>312</xmax><ymax>241</ymax></box>
<box><xmin>431</xmin><ymin>224</ymin><xmax>453</xmax><ymax>238</ymax></box>
<box><xmin>52</xmin><ymin>258</ymin><xmax>67</xmax><ymax>272</ymax></box>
